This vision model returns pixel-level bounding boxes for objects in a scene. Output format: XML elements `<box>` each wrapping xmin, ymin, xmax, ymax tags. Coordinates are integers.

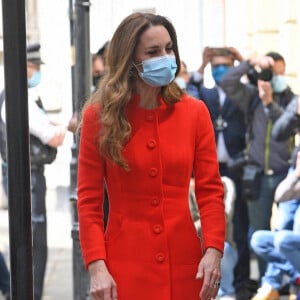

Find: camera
<box><xmin>242</xmin><ymin>164</ymin><xmax>262</xmax><ymax>201</ymax></box>
<box><xmin>211</xmin><ymin>47</ymin><xmax>231</xmax><ymax>56</ymax></box>
<box><xmin>247</xmin><ymin>65</ymin><xmax>273</xmax><ymax>86</ymax></box>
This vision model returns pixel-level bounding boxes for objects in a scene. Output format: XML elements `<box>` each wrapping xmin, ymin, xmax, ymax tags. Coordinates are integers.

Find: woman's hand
<box><xmin>88</xmin><ymin>260</ymin><xmax>118</xmax><ymax>300</ymax></box>
<box><xmin>196</xmin><ymin>248</ymin><xmax>222</xmax><ymax>300</ymax></box>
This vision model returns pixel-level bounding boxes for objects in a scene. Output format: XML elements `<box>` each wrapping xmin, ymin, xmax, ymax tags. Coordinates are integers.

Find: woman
<box><xmin>77</xmin><ymin>12</ymin><xmax>225</xmax><ymax>300</ymax></box>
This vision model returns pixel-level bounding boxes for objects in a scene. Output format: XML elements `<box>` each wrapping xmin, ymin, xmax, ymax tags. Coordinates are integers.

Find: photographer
<box><xmin>219</xmin><ymin>52</ymin><xmax>297</xmax><ymax>285</ymax></box>
<box><xmin>187</xmin><ymin>47</ymin><xmax>253</xmax><ymax>300</ymax></box>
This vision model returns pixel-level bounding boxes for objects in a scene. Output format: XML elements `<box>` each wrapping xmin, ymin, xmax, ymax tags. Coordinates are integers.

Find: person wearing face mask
<box><xmin>92</xmin><ymin>41</ymin><xmax>109</xmax><ymax>91</ymax></box>
<box><xmin>187</xmin><ymin>47</ymin><xmax>255</xmax><ymax>300</ymax></box>
<box><xmin>219</xmin><ymin>51</ymin><xmax>297</xmax><ymax>293</ymax></box>
<box><xmin>27</xmin><ymin>43</ymin><xmax>67</xmax><ymax>300</ymax></box>
<box><xmin>68</xmin><ymin>41</ymin><xmax>110</xmax><ymax>133</ymax></box>
<box><xmin>68</xmin><ymin>41</ymin><xmax>111</xmax><ymax>232</ymax></box>
<box><xmin>77</xmin><ymin>13</ymin><xmax>225</xmax><ymax>300</ymax></box>
<box><xmin>174</xmin><ymin>60</ymin><xmax>190</xmax><ymax>91</ymax></box>
<box><xmin>1</xmin><ymin>43</ymin><xmax>67</xmax><ymax>300</ymax></box>
<box><xmin>271</xmin><ymin>89</ymin><xmax>300</xmax><ymax>143</ymax></box>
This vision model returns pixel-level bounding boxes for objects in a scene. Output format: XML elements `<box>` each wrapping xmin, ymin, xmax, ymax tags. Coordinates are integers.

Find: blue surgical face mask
<box><xmin>271</xmin><ymin>75</ymin><xmax>287</xmax><ymax>93</ymax></box>
<box><xmin>135</xmin><ymin>55</ymin><xmax>177</xmax><ymax>87</ymax></box>
<box><xmin>28</xmin><ymin>70</ymin><xmax>41</xmax><ymax>88</ymax></box>
<box><xmin>175</xmin><ymin>77</ymin><xmax>187</xmax><ymax>90</ymax></box>
<box><xmin>211</xmin><ymin>65</ymin><xmax>230</xmax><ymax>85</ymax></box>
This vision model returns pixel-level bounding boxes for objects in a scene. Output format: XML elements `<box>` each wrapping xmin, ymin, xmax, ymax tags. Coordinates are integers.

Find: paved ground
<box><xmin>0</xmin><ymin>146</ymin><xmax>80</xmax><ymax>300</ymax></box>
<box><xmin>0</xmin><ymin>192</ymin><xmax>75</xmax><ymax>299</ymax></box>
<box><xmin>0</xmin><ymin>204</ymin><xmax>290</xmax><ymax>300</ymax></box>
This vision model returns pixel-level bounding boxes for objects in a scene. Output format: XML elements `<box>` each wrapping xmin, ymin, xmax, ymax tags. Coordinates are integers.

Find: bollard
<box><xmin>69</xmin><ymin>0</ymin><xmax>91</xmax><ymax>297</ymax></box>
<box><xmin>70</xmin><ymin>194</ymin><xmax>90</xmax><ymax>300</ymax></box>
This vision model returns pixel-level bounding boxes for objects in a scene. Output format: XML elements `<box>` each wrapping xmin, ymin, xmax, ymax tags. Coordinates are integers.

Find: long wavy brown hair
<box><xmin>81</xmin><ymin>12</ymin><xmax>183</xmax><ymax>170</ymax></box>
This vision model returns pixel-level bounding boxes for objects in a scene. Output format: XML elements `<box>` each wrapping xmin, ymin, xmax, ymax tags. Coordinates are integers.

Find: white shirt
<box><xmin>215</xmin><ymin>86</ymin><xmax>231</xmax><ymax>163</ymax></box>
<box><xmin>1</xmin><ymin>87</ymin><xmax>56</xmax><ymax>144</ymax></box>
<box><xmin>192</xmin><ymin>71</ymin><xmax>231</xmax><ymax>163</ymax></box>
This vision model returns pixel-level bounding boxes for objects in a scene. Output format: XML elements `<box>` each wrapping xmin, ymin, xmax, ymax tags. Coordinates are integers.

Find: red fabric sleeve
<box><xmin>77</xmin><ymin>104</ymin><xmax>106</xmax><ymax>269</ymax></box>
<box><xmin>193</xmin><ymin>99</ymin><xmax>225</xmax><ymax>254</ymax></box>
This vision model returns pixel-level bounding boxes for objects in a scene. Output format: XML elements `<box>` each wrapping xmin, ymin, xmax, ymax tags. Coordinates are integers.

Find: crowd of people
<box><xmin>176</xmin><ymin>43</ymin><xmax>300</xmax><ymax>299</ymax></box>
<box><xmin>76</xmin><ymin>12</ymin><xmax>300</xmax><ymax>300</ymax></box>
<box><xmin>1</xmin><ymin>11</ymin><xmax>300</xmax><ymax>300</ymax></box>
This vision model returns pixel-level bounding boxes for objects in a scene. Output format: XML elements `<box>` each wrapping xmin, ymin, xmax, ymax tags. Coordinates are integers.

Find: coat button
<box><xmin>150</xmin><ymin>198</ymin><xmax>160</xmax><ymax>206</ymax></box>
<box><xmin>153</xmin><ymin>224</ymin><xmax>163</xmax><ymax>234</ymax></box>
<box><xmin>155</xmin><ymin>253</ymin><xmax>165</xmax><ymax>263</ymax></box>
<box><xmin>145</xmin><ymin>113</ymin><xmax>154</xmax><ymax>122</ymax></box>
<box><xmin>149</xmin><ymin>168</ymin><xmax>158</xmax><ymax>177</ymax></box>
<box><xmin>147</xmin><ymin>139</ymin><xmax>156</xmax><ymax>149</ymax></box>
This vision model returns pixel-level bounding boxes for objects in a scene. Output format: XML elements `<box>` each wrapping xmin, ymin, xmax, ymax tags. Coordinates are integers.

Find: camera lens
<box><xmin>257</xmin><ymin>68</ymin><xmax>273</xmax><ymax>81</ymax></box>
<box><xmin>247</xmin><ymin>66</ymin><xmax>273</xmax><ymax>86</ymax></box>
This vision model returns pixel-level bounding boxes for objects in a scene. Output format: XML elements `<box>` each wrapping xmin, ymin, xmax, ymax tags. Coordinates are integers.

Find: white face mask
<box><xmin>271</xmin><ymin>75</ymin><xmax>287</xmax><ymax>93</ymax></box>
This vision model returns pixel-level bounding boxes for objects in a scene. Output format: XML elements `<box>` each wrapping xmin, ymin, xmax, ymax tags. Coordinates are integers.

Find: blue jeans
<box><xmin>250</xmin><ymin>200</ymin><xmax>300</xmax><ymax>289</ymax></box>
<box><xmin>218</xmin><ymin>242</ymin><xmax>238</xmax><ymax>297</ymax></box>
<box><xmin>0</xmin><ymin>252</ymin><xmax>10</xmax><ymax>295</ymax></box>
<box><xmin>219</xmin><ymin>163</ymin><xmax>250</xmax><ymax>290</ymax></box>
<box><xmin>275</xmin><ymin>199</ymin><xmax>300</xmax><ymax>231</ymax></box>
<box><xmin>275</xmin><ymin>229</ymin><xmax>300</xmax><ymax>274</ymax></box>
<box><xmin>247</xmin><ymin>173</ymin><xmax>286</xmax><ymax>278</ymax></box>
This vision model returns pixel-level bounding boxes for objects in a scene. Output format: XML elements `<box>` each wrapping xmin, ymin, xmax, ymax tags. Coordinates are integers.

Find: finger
<box><xmin>111</xmin><ymin>281</ymin><xmax>118</xmax><ymax>300</ymax></box>
<box><xmin>103</xmin><ymin>287</ymin><xmax>112</xmax><ymax>300</ymax></box>
<box><xmin>90</xmin><ymin>289</ymin><xmax>102</xmax><ymax>300</ymax></box>
<box><xmin>112</xmin><ymin>285</ymin><xmax>118</xmax><ymax>300</ymax></box>
<box><xmin>199</xmin><ymin>280</ymin><xmax>210</xmax><ymax>300</ymax></box>
<box><xmin>200</xmin><ymin>275</ymin><xmax>214</xmax><ymax>300</ymax></box>
<box><xmin>195</xmin><ymin>265</ymin><xmax>203</xmax><ymax>279</ymax></box>
<box><xmin>211</xmin><ymin>286</ymin><xmax>219</xmax><ymax>299</ymax></box>
<box><xmin>212</xmin><ymin>279</ymin><xmax>221</xmax><ymax>299</ymax></box>
<box><xmin>200</xmin><ymin>280</ymin><xmax>220</xmax><ymax>300</ymax></box>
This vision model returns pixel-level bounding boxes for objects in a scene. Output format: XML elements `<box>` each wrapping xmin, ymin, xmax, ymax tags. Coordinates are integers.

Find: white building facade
<box><xmin>1</xmin><ymin>0</ymin><xmax>299</xmax><ymax>107</ymax></box>
<box><xmin>0</xmin><ymin>0</ymin><xmax>299</xmax><ymax>190</ymax></box>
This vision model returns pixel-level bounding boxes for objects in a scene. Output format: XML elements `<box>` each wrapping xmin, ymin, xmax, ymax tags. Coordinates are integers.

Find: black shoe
<box><xmin>246</xmin><ymin>279</ymin><xmax>259</xmax><ymax>293</ymax></box>
<box><xmin>236</xmin><ymin>286</ymin><xmax>256</xmax><ymax>300</ymax></box>
<box><xmin>279</xmin><ymin>283</ymin><xmax>290</xmax><ymax>296</ymax></box>
<box><xmin>4</xmin><ymin>293</ymin><xmax>10</xmax><ymax>300</ymax></box>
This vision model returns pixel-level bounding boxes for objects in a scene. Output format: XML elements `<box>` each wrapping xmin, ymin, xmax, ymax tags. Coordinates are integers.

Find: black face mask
<box><xmin>92</xmin><ymin>75</ymin><xmax>102</xmax><ymax>88</ymax></box>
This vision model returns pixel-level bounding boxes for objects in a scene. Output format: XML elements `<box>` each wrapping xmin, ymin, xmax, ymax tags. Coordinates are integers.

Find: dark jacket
<box><xmin>187</xmin><ymin>78</ymin><xmax>247</xmax><ymax>158</ymax></box>
<box><xmin>219</xmin><ymin>61</ymin><xmax>295</xmax><ymax>174</ymax></box>
<box><xmin>199</xmin><ymin>86</ymin><xmax>246</xmax><ymax>157</ymax></box>
<box><xmin>0</xmin><ymin>90</ymin><xmax>7</xmax><ymax>162</ymax></box>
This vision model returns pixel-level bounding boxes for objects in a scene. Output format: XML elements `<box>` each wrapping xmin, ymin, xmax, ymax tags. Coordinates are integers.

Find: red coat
<box><xmin>78</xmin><ymin>93</ymin><xmax>225</xmax><ymax>300</ymax></box>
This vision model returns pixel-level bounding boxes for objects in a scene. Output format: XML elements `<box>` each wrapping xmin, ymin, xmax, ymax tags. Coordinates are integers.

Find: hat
<box><xmin>27</xmin><ymin>43</ymin><xmax>44</xmax><ymax>65</ymax></box>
